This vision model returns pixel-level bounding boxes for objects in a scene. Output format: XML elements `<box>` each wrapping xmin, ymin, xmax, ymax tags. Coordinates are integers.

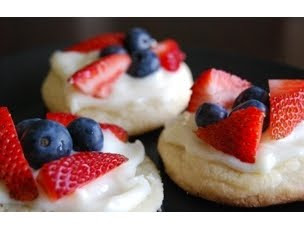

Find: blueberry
<box><xmin>231</xmin><ymin>99</ymin><xmax>269</xmax><ymax>131</ymax></box>
<box><xmin>16</xmin><ymin>118</ymin><xmax>41</xmax><ymax>139</ymax></box>
<box><xmin>233</xmin><ymin>86</ymin><xmax>269</xmax><ymax>108</ymax></box>
<box><xmin>67</xmin><ymin>117</ymin><xmax>103</xmax><ymax>152</ymax></box>
<box><xmin>128</xmin><ymin>50</ymin><xmax>160</xmax><ymax>77</ymax></box>
<box><xmin>195</xmin><ymin>103</ymin><xmax>228</xmax><ymax>127</ymax></box>
<box><xmin>21</xmin><ymin>120</ymin><xmax>72</xmax><ymax>169</ymax></box>
<box><xmin>124</xmin><ymin>27</ymin><xmax>153</xmax><ymax>53</ymax></box>
<box><xmin>232</xmin><ymin>99</ymin><xmax>268</xmax><ymax>113</ymax></box>
<box><xmin>99</xmin><ymin>45</ymin><xmax>127</xmax><ymax>57</ymax></box>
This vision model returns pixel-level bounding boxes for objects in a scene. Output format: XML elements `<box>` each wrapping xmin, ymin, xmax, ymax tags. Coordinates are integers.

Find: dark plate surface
<box><xmin>1</xmin><ymin>46</ymin><xmax>304</xmax><ymax>212</ymax></box>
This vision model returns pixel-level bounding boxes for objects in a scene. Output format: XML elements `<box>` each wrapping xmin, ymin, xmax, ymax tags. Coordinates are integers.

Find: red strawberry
<box><xmin>187</xmin><ymin>69</ymin><xmax>251</xmax><ymax>112</ymax></box>
<box><xmin>153</xmin><ymin>39</ymin><xmax>185</xmax><ymax>71</ymax></box>
<box><xmin>37</xmin><ymin>152</ymin><xmax>127</xmax><ymax>200</ymax></box>
<box><xmin>196</xmin><ymin>107</ymin><xmax>264</xmax><ymax>163</ymax></box>
<box><xmin>46</xmin><ymin>112</ymin><xmax>78</xmax><ymax>126</ymax></box>
<box><xmin>100</xmin><ymin>123</ymin><xmax>128</xmax><ymax>142</ymax></box>
<box><xmin>46</xmin><ymin>112</ymin><xmax>128</xmax><ymax>142</ymax></box>
<box><xmin>0</xmin><ymin>107</ymin><xmax>38</xmax><ymax>201</ymax></box>
<box><xmin>269</xmin><ymin>79</ymin><xmax>304</xmax><ymax>140</ymax></box>
<box><xmin>65</xmin><ymin>33</ymin><xmax>125</xmax><ymax>53</ymax></box>
<box><xmin>69</xmin><ymin>54</ymin><xmax>131</xmax><ymax>98</ymax></box>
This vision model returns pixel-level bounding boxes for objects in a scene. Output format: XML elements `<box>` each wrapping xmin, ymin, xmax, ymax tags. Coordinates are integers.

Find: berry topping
<box><xmin>124</xmin><ymin>27</ymin><xmax>154</xmax><ymax>53</ymax></box>
<box><xmin>0</xmin><ymin>107</ymin><xmax>38</xmax><ymax>201</ymax></box>
<box><xmin>153</xmin><ymin>39</ymin><xmax>185</xmax><ymax>71</ymax></box>
<box><xmin>233</xmin><ymin>86</ymin><xmax>269</xmax><ymax>108</ymax></box>
<box><xmin>232</xmin><ymin>99</ymin><xmax>269</xmax><ymax>131</ymax></box>
<box><xmin>196</xmin><ymin>107</ymin><xmax>265</xmax><ymax>163</ymax></box>
<box><xmin>187</xmin><ymin>69</ymin><xmax>251</xmax><ymax>112</ymax></box>
<box><xmin>269</xmin><ymin>79</ymin><xmax>304</xmax><ymax>140</ymax></box>
<box><xmin>46</xmin><ymin>112</ymin><xmax>78</xmax><ymax>126</ymax></box>
<box><xmin>16</xmin><ymin>118</ymin><xmax>41</xmax><ymax>139</ymax></box>
<box><xmin>65</xmin><ymin>33</ymin><xmax>125</xmax><ymax>53</ymax></box>
<box><xmin>100</xmin><ymin>123</ymin><xmax>128</xmax><ymax>142</ymax></box>
<box><xmin>21</xmin><ymin>120</ymin><xmax>73</xmax><ymax>169</ymax></box>
<box><xmin>67</xmin><ymin>117</ymin><xmax>104</xmax><ymax>152</ymax></box>
<box><xmin>232</xmin><ymin>99</ymin><xmax>268</xmax><ymax>113</ymax></box>
<box><xmin>69</xmin><ymin>54</ymin><xmax>131</xmax><ymax>98</ymax></box>
<box><xmin>195</xmin><ymin>103</ymin><xmax>228</xmax><ymax>127</ymax></box>
<box><xmin>46</xmin><ymin>112</ymin><xmax>128</xmax><ymax>142</ymax></box>
<box><xmin>37</xmin><ymin>152</ymin><xmax>127</xmax><ymax>200</ymax></box>
<box><xmin>99</xmin><ymin>45</ymin><xmax>127</xmax><ymax>57</ymax></box>
<box><xmin>128</xmin><ymin>50</ymin><xmax>160</xmax><ymax>77</ymax></box>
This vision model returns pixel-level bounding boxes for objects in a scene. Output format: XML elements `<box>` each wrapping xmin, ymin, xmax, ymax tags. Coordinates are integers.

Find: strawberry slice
<box><xmin>153</xmin><ymin>39</ymin><xmax>185</xmax><ymax>71</ymax></box>
<box><xmin>69</xmin><ymin>54</ymin><xmax>131</xmax><ymax>98</ymax></box>
<box><xmin>46</xmin><ymin>112</ymin><xmax>128</xmax><ymax>142</ymax></box>
<box><xmin>99</xmin><ymin>123</ymin><xmax>128</xmax><ymax>142</ymax></box>
<box><xmin>269</xmin><ymin>79</ymin><xmax>304</xmax><ymax>140</ymax></box>
<box><xmin>187</xmin><ymin>69</ymin><xmax>251</xmax><ymax>112</ymax></box>
<box><xmin>37</xmin><ymin>152</ymin><xmax>127</xmax><ymax>200</ymax></box>
<box><xmin>0</xmin><ymin>107</ymin><xmax>38</xmax><ymax>201</ymax></box>
<box><xmin>65</xmin><ymin>33</ymin><xmax>125</xmax><ymax>53</ymax></box>
<box><xmin>196</xmin><ymin>107</ymin><xmax>264</xmax><ymax>163</ymax></box>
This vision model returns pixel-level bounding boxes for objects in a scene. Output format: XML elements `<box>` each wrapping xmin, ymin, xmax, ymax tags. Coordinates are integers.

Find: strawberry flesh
<box><xmin>65</xmin><ymin>33</ymin><xmax>125</xmax><ymax>53</ymax></box>
<box><xmin>187</xmin><ymin>68</ymin><xmax>251</xmax><ymax>112</ymax></box>
<box><xmin>46</xmin><ymin>112</ymin><xmax>128</xmax><ymax>142</ymax></box>
<box><xmin>69</xmin><ymin>54</ymin><xmax>131</xmax><ymax>98</ymax></box>
<box><xmin>269</xmin><ymin>79</ymin><xmax>304</xmax><ymax>140</ymax></box>
<box><xmin>153</xmin><ymin>39</ymin><xmax>185</xmax><ymax>71</ymax></box>
<box><xmin>37</xmin><ymin>152</ymin><xmax>127</xmax><ymax>200</ymax></box>
<box><xmin>0</xmin><ymin>107</ymin><xmax>38</xmax><ymax>201</ymax></box>
<box><xmin>196</xmin><ymin>107</ymin><xmax>264</xmax><ymax>163</ymax></box>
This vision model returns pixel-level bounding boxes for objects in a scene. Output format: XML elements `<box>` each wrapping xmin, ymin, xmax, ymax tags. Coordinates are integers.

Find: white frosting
<box><xmin>162</xmin><ymin>112</ymin><xmax>304</xmax><ymax>174</ymax></box>
<box><xmin>49</xmin><ymin>51</ymin><xmax>192</xmax><ymax>113</ymax></box>
<box><xmin>0</xmin><ymin>129</ymin><xmax>157</xmax><ymax>211</ymax></box>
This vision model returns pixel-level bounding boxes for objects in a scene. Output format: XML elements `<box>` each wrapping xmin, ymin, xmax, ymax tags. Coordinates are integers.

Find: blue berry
<box><xmin>125</xmin><ymin>27</ymin><xmax>153</xmax><ymax>53</ymax></box>
<box><xmin>21</xmin><ymin>120</ymin><xmax>72</xmax><ymax>169</ymax></box>
<box><xmin>232</xmin><ymin>99</ymin><xmax>268</xmax><ymax>113</ymax></box>
<box><xmin>195</xmin><ymin>103</ymin><xmax>228</xmax><ymax>127</ymax></box>
<box><xmin>16</xmin><ymin>118</ymin><xmax>41</xmax><ymax>139</ymax></box>
<box><xmin>233</xmin><ymin>86</ymin><xmax>269</xmax><ymax>108</ymax></box>
<box><xmin>99</xmin><ymin>45</ymin><xmax>127</xmax><ymax>57</ymax></box>
<box><xmin>231</xmin><ymin>99</ymin><xmax>269</xmax><ymax>131</ymax></box>
<box><xmin>128</xmin><ymin>50</ymin><xmax>160</xmax><ymax>77</ymax></box>
<box><xmin>67</xmin><ymin>117</ymin><xmax>103</xmax><ymax>152</ymax></box>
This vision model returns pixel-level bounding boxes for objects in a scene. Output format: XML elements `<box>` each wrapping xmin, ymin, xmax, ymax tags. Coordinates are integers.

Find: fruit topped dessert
<box><xmin>158</xmin><ymin>68</ymin><xmax>304</xmax><ymax>207</ymax></box>
<box><xmin>42</xmin><ymin>27</ymin><xmax>193</xmax><ymax>136</ymax></box>
<box><xmin>0</xmin><ymin>107</ymin><xmax>163</xmax><ymax>211</ymax></box>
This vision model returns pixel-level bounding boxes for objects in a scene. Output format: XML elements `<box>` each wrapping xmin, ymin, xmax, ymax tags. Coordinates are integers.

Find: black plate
<box><xmin>1</xmin><ymin>46</ymin><xmax>304</xmax><ymax>212</ymax></box>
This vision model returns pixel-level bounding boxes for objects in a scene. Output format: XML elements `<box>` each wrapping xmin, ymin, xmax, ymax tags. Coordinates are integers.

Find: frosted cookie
<box><xmin>0</xmin><ymin>108</ymin><xmax>163</xmax><ymax>211</ymax></box>
<box><xmin>42</xmin><ymin>27</ymin><xmax>193</xmax><ymax>136</ymax></box>
<box><xmin>158</xmin><ymin>68</ymin><xmax>304</xmax><ymax>207</ymax></box>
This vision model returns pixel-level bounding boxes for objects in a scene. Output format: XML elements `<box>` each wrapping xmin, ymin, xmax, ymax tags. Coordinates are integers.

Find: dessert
<box><xmin>42</xmin><ymin>28</ymin><xmax>193</xmax><ymax>136</ymax></box>
<box><xmin>0</xmin><ymin>107</ymin><xmax>163</xmax><ymax>211</ymax></box>
<box><xmin>158</xmin><ymin>68</ymin><xmax>304</xmax><ymax>207</ymax></box>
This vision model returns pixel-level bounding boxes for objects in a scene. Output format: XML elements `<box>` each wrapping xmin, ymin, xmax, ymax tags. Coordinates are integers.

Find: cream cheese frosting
<box><xmin>0</xmin><ymin>129</ymin><xmax>163</xmax><ymax>211</ymax></box>
<box><xmin>42</xmin><ymin>51</ymin><xmax>193</xmax><ymax>135</ymax></box>
<box><xmin>162</xmin><ymin>111</ymin><xmax>304</xmax><ymax>174</ymax></box>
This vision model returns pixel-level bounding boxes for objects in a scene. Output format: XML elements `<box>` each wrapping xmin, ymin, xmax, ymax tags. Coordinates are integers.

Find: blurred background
<box><xmin>0</xmin><ymin>18</ymin><xmax>304</xmax><ymax>69</ymax></box>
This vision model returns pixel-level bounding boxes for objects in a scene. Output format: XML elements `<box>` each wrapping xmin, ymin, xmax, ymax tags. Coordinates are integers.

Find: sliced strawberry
<box><xmin>196</xmin><ymin>107</ymin><xmax>264</xmax><ymax>163</ymax></box>
<box><xmin>46</xmin><ymin>112</ymin><xmax>128</xmax><ymax>142</ymax></box>
<box><xmin>0</xmin><ymin>107</ymin><xmax>38</xmax><ymax>201</ymax></box>
<box><xmin>187</xmin><ymin>69</ymin><xmax>251</xmax><ymax>112</ymax></box>
<box><xmin>46</xmin><ymin>112</ymin><xmax>78</xmax><ymax>126</ymax></box>
<box><xmin>153</xmin><ymin>39</ymin><xmax>185</xmax><ymax>71</ymax></box>
<box><xmin>100</xmin><ymin>123</ymin><xmax>128</xmax><ymax>142</ymax></box>
<box><xmin>69</xmin><ymin>54</ymin><xmax>131</xmax><ymax>98</ymax></box>
<box><xmin>269</xmin><ymin>79</ymin><xmax>304</xmax><ymax>140</ymax></box>
<box><xmin>65</xmin><ymin>33</ymin><xmax>125</xmax><ymax>53</ymax></box>
<box><xmin>37</xmin><ymin>152</ymin><xmax>127</xmax><ymax>200</ymax></box>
